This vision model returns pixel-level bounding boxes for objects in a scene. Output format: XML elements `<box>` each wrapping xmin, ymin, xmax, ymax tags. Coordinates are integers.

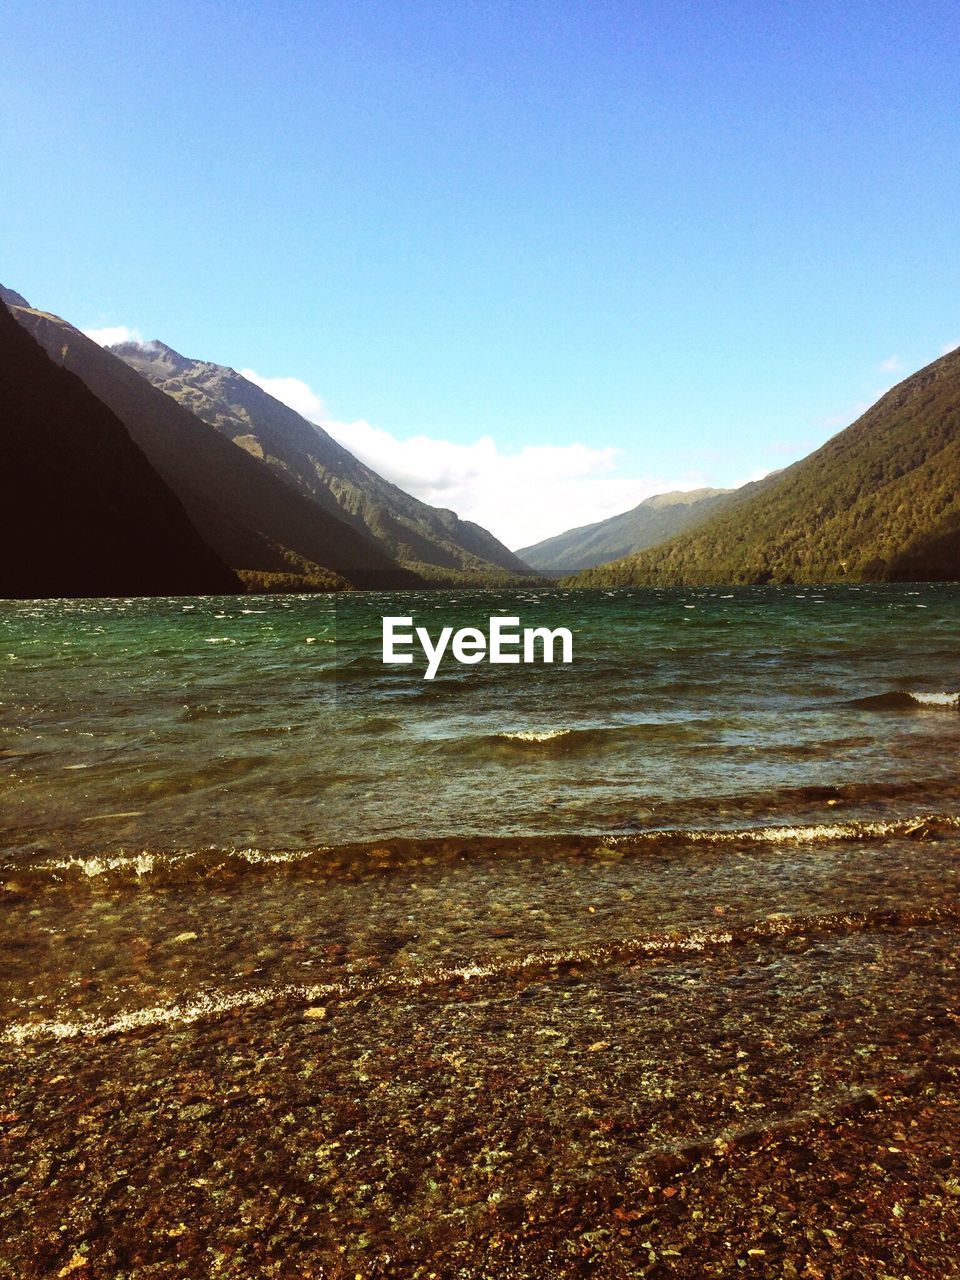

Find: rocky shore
<box><xmin>3</xmin><ymin>919</ymin><xmax>959</xmax><ymax>1278</ymax></box>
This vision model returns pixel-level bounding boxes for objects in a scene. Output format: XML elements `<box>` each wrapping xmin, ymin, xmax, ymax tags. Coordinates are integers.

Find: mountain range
<box><xmin>110</xmin><ymin>339</ymin><xmax>530</xmax><ymax>582</ymax></box>
<box><xmin>569</xmin><ymin>344</ymin><xmax>960</xmax><ymax>586</ymax></box>
<box><xmin>4</xmin><ymin>278</ymin><xmax>959</xmax><ymax>596</ymax></box>
<box><xmin>518</xmin><ymin>487</ymin><xmax>734</xmax><ymax>572</ymax></box>
<box><xmin>2</xmin><ymin>287</ymin><xmax>533</xmax><ymax>593</ymax></box>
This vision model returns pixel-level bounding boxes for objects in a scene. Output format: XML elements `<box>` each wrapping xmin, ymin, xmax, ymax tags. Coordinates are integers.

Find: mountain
<box><xmin>4</xmin><ymin>297</ymin><xmax>418</xmax><ymax>590</ymax></box>
<box><xmin>571</xmin><ymin>346</ymin><xmax>960</xmax><ymax>586</ymax></box>
<box><xmin>109</xmin><ymin>339</ymin><xmax>533</xmax><ymax>582</ymax></box>
<box><xmin>0</xmin><ymin>286</ymin><xmax>30</xmax><ymax>308</ymax></box>
<box><xmin>517</xmin><ymin>487</ymin><xmax>734</xmax><ymax>572</ymax></box>
<box><xmin>0</xmin><ymin>294</ymin><xmax>240</xmax><ymax>599</ymax></box>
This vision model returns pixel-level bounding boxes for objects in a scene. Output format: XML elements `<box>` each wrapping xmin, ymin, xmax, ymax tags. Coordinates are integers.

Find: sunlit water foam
<box><xmin>7</xmin><ymin>902</ymin><xmax>960</xmax><ymax>1046</ymax></box>
<box><xmin>16</xmin><ymin>813</ymin><xmax>960</xmax><ymax>883</ymax></box>
<box><xmin>497</xmin><ymin>729</ymin><xmax>572</xmax><ymax>742</ymax></box>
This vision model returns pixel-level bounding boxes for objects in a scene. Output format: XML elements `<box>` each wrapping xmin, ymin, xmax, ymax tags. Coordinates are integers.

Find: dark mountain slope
<box><xmin>518</xmin><ymin>487</ymin><xmax>734</xmax><ymax>572</ymax></box>
<box><xmin>0</xmin><ymin>297</ymin><xmax>239</xmax><ymax>599</ymax></box>
<box><xmin>6</xmin><ymin>303</ymin><xmax>417</xmax><ymax>589</ymax></box>
<box><xmin>111</xmin><ymin>340</ymin><xmax>531</xmax><ymax>580</ymax></box>
<box><xmin>571</xmin><ymin>347</ymin><xmax>960</xmax><ymax>586</ymax></box>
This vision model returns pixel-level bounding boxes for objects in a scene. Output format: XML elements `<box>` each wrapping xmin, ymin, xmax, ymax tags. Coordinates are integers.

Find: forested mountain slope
<box><xmin>518</xmin><ymin>487</ymin><xmax>733</xmax><ymax>571</ymax></box>
<box><xmin>571</xmin><ymin>347</ymin><xmax>960</xmax><ymax>586</ymax></box>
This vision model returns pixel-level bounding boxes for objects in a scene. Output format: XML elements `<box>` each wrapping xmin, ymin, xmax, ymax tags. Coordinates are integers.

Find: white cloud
<box><xmin>239</xmin><ymin>370</ymin><xmax>325</xmax><ymax>420</ymax></box>
<box><xmin>242</xmin><ymin>366</ymin><xmax>704</xmax><ymax>548</ymax></box>
<box><xmin>878</xmin><ymin>354</ymin><xmax>903</xmax><ymax>373</ymax></box>
<box><xmin>82</xmin><ymin>324</ymin><xmax>144</xmax><ymax>347</ymax></box>
<box><xmin>942</xmin><ymin>340</ymin><xmax>959</xmax><ymax>356</ymax></box>
<box><xmin>322</xmin><ymin>421</ymin><xmax>654</xmax><ymax>548</ymax></box>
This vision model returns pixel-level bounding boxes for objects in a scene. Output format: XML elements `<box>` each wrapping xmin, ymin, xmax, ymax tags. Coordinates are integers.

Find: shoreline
<box><xmin>3</xmin><ymin>917</ymin><xmax>960</xmax><ymax>1277</ymax></box>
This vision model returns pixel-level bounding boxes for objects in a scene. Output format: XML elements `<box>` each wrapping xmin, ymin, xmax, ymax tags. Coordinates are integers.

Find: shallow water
<box><xmin>2</xmin><ymin>583</ymin><xmax>960</xmax><ymax>1038</ymax></box>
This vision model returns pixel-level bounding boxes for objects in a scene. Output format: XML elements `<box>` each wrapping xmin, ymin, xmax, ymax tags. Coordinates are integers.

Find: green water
<box><xmin>2</xmin><ymin>584</ymin><xmax>960</xmax><ymax>858</ymax></box>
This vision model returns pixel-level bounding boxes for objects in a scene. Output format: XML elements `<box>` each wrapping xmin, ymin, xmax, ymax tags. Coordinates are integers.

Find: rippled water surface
<box><xmin>2</xmin><ymin>583</ymin><xmax>960</xmax><ymax>1039</ymax></box>
<box><xmin>3</xmin><ymin>584</ymin><xmax>960</xmax><ymax>856</ymax></box>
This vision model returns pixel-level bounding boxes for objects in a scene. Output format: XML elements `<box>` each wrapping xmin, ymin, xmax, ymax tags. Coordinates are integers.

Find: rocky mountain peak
<box><xmin>0</xmin><ymin>284</ymin><xmax>32</xmax><ymax>309</ymax></box>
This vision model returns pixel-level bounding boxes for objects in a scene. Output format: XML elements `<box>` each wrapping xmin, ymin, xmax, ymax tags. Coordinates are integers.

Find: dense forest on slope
<box><xmin>571</xmin><ymin>347</ymin><xmax>960</xmax><ymax>586</ymax></box>
<box><xmin>5</xmin><ymin>298</ymin><xmax>419</xmax><ymax>590</ymax></box>
<box><xmin>518</xmin><ymin>487</ymin><xmax>734</xmax><ymax>571</ymax></box>
<box><xmin>112</xmin><ymin>341</ymin><xmax>534</xmax><ymax>581</ymax></box>
<box><xmin>237</xmin><ymin>568</ymin><xmax>350</xmax><ymax>593</ymax></box>
<box><xmin>0</xmin><ymin>297</ymin><xmax>239</xmax><ymax>599</ymax></box>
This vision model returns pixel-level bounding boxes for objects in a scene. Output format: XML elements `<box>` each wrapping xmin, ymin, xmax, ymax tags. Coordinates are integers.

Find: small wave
<box><xmin>344</xmin><ymin>715</ymin><xmax>404</xmax><ymax>736</ymax></box>
<box><xmin>670</xmin><ymin>815</ymin><xmax>960</xmax><ymax>843</ymax></box>
<box><xmin>461</xmin><ymin>721</ymin><xmax>714</xmax><ymax>756</ymax></box>
<box><xmin>8</xmin><ymin>901</ymin><xmax>960</xmax><ymax>1046</ymax></box>
<box><xmin>498</xmin><ymin>729</ymin><xmax>572</xmax><ymax>743</ymax></box>
<box><xmin>31</xmin><ymin>844</ymin><xmax>328</xmax><ymax>880</ymax></box>
<box><xmin>6</xmin><ymin>813</ymin><xmax>958</xmax><ymax>890</ymax></box>
<box><xmin>63</xmin><ymin>851</ymin><xmax>159</xmax><ymax>877</ymax></box>
<box><xmin>847</xmin><ymin>689</ymin><xmax>960</xmax><ymax>710</ymax></box>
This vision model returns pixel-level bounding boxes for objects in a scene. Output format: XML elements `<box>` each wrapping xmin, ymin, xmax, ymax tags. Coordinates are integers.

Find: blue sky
<box><xmin>2</xmin><ymin>0</ymin><xmax>959</xmax><ymax>546</ymax></box>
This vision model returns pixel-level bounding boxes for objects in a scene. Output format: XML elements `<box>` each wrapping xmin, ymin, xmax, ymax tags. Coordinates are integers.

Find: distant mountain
<box><xmin>518</xmin><ymin>487</ymin><xmax>734</xmax><ymax>572</ymax></box>
<box><xmin>0</xmin><ymin>294</ymin><xmax>239</xmax><ymax>599</ymax></box>
<box><xmin>5</xmin><ymin>299</ymin><xmax>418</xmax><ymax>590</ymax></box>
<box><xmin>110</xmin><ymin>340</ymin><xmax>533</xmax><ymax>583</ymax></box>
<box><xmin>571</xmin><ymin>346</ymin><xmax>960</xmax><ymax>586</ymax></box>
